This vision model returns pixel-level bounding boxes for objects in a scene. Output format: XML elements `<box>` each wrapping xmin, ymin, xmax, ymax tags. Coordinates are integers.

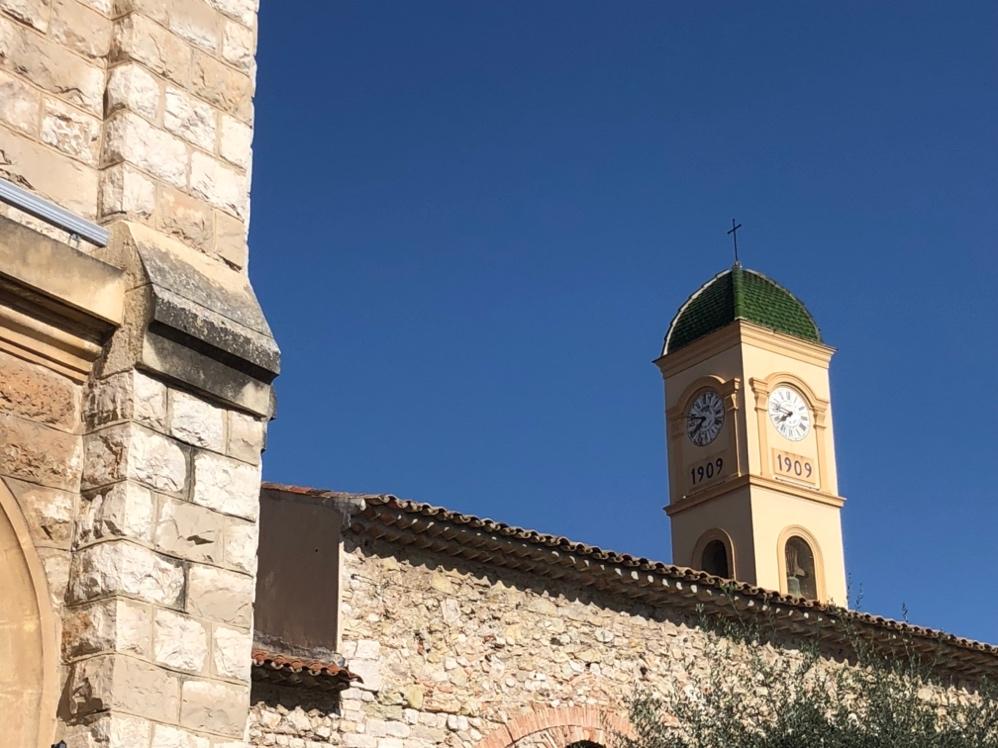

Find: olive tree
<box><xmin>618</xmin><ymin>599</ymin><xmax>998</xmax><ymax>748</ymax></box>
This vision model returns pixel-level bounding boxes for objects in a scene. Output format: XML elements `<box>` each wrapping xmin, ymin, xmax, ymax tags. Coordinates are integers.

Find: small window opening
<box><xmin>701</xmin><ymin>539</ymin><xmax>730</xmax><ymax>578</ymax></box>
<box><xmin>785</xmin><ymin>536</ymin><xmax>817</xmax><ymax>600</ymax></box>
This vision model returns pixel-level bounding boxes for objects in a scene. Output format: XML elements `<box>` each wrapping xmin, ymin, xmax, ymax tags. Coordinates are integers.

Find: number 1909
<box><xmin>773</xmin><ymin>450</ymin><xmax>816</xmax><ymax>483</ymax></box>
<box><xmin>690</xmin><ymin>457</ymin><xmax>723</xmax><ymax>486</ymax></box>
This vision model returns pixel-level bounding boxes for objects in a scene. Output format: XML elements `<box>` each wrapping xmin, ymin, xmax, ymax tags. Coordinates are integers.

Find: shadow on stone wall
<box><xmin>251</xmin><ymin>681</ymin><xmax>343</xmax><ymax>714</ymax></box>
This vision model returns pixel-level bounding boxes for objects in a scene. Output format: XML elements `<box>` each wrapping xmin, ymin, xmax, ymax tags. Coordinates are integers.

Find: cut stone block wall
<box><xmin>0</xmin><ymin>343</ymin><xmax>271</xmax><ymax>747</ymax></box>
<box><xmin>0</xmin><ymin>352</ymin><xmax>81</xmax><ymax>748</ymax></box>
<box><xmin>0</xmin><ymin>0</ymin><xmax>258</xmax><ymax>270</ymax></box>
<box><xmin>0</xmin><ymin>1</ymin><xmax>273</xmax><ymax>746</ymax></box>
<box><xmin>61</xmin><ymin>370</ymin><xmax>267</xmax><ymax>746</ymax></box>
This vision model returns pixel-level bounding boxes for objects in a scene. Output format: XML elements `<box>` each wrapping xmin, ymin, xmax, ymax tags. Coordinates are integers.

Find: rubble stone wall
<box><xmin>250</xmin><ymin>533</ymin><xmax>985</xmax><ymax>748</ymax></box>
<box><xmin>248</xmin><ymin>536</ymin><xmax>755</xmax><ymax>748</ymax></box>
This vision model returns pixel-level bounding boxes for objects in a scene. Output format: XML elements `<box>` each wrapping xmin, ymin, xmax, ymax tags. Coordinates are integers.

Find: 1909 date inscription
<box><xmin>690</xmin><ymin>456</ymin><xmax>724</xmax><ymax>487</ymax></box>
<box><xmin>772</xmin><ymin>449</ymin><xmax>817</xmax><ymax>485</ymax></box>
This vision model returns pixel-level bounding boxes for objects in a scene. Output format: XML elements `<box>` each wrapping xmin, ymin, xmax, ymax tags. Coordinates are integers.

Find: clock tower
<box><xmin>655</xmin><ymin>265</ymin><xmax>848</xmax><ymax>605</ymax></box>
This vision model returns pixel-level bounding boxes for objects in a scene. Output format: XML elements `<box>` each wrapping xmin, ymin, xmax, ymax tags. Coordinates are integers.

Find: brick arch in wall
<box><xmin>0</xmin><ymin>477</ymin><xmax>59</xmax><ymax>748</ymax></box>
<box><xmin>476</xmin><ymin>706</ymin><xmax>633</xmax><ymax>748</ymax></box>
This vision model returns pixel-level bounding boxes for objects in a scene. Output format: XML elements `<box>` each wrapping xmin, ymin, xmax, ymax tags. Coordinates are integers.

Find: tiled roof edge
<box><xmin>662</xmin><ymin>266</ymin><xmax>822</xmax><ymax>356</ymax></box>
<box><xmin>739</xmin><ymin>266</ymin><xmax>822</xmax><ymax>341</ymax></box>
<box><xmin>261</xmin><ymin>482</ymin><xmax>998</xmax><ymax>675</ymax></box>
<box><xmin>662</xmin><ymin>267</ymin><xmax>731</xmax><ymax>355</ymax></box>
<box><xmin>251</xmin><ymin>648</ymin><xmax>361</xmax><ymax>691</ymax></box>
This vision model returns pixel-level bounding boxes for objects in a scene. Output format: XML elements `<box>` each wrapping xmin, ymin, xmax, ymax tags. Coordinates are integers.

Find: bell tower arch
<box><xmin>655</xmin><ymin>265</ymin><xmax>848</xmax><ymax>605</ymax></box>
<box><xmin>0</xmin><ymin>479</ymin><xmax>59</xmax><ymax>748</ymax></box>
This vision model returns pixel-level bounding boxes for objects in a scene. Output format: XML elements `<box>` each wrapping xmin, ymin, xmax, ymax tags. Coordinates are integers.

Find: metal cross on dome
<box><xmin>727</xmin><ymin>218</ymin><xmax>742</xmax><ymax>266</ymax></box>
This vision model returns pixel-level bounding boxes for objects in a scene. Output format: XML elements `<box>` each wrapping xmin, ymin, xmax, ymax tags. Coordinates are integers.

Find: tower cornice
<box><xmin>665</xmin><ymin>474</ymin><xmax>847</xmax><ymax>517</ymax></box>
<box><xmin>656</xmin><ymin>319</ymin><xmax>835</xmax><ymax>379</ymax></box>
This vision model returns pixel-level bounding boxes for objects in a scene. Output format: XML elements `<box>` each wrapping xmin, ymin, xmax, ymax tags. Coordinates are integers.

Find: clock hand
<box><xmin>773</xmin><ymin>406</ymin><xmax>792</xmax><ymax>422</ymax></box>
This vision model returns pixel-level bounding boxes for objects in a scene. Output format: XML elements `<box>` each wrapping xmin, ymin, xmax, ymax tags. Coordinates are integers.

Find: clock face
<box><xmin>768</xmin><ymin>386</ymin><xmax>811</xmax><ymax>441</ymax></box>
<box><xmin>686</xmin><ymin>389</ymin><xmax>725</xmax><ymax>447</ymax></box>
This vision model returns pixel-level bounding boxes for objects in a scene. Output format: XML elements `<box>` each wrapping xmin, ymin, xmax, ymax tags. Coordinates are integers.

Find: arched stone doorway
<box><xmin>0</xmin><ymin>479</ymin><xmax>58</xmax><ymax>748</ymax></box>
<box><xmin>477</xmin><ymin>706</ymin><xmax>631</xmax><ymax>748</ymax></box>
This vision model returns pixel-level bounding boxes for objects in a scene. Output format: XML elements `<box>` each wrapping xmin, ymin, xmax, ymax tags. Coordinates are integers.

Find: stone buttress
<box><xmin>0</xmin><ymin>0</ymin><xmax>276</xmax><ymax>745</ymax></box>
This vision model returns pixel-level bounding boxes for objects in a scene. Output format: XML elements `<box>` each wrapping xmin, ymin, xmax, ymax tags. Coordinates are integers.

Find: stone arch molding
<box><xmin>0</xmin><ymin>477</ymin><xmax>59</xmax><ymax>748</ymax></box>
<box><xmin>477</xmin><ymin>706</ymin><xmax>633</xmax><ymax>748</ymax></box>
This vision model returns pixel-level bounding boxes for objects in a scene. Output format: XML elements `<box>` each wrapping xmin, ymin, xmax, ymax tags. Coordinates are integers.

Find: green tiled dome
<box><xmin>663</xmin><ymin>266</ymin><xmax>820</xmax><ymax>354</ymax></box>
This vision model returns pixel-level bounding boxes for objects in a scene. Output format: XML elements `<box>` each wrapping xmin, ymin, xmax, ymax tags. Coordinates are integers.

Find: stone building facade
<box><xmin>1</xmin><ymin>2</ymin><xmax>996</xmax><ymax>748</ymax></box>
<box><xmin>0</xmin><ymin>0</ymin><xmax>275</xmax><ymax>746</ymax></box>
<box><xmin>247</xmin><ymin>486</ymin><xmax>998</xmax><ymax>748</ymax></box>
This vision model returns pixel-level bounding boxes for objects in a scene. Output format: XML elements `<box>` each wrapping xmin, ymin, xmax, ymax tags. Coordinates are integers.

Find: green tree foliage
<box><xmin>618</xmin><ymin>600</ymin><xmax>998</xmax><ymax>748</ymax></box>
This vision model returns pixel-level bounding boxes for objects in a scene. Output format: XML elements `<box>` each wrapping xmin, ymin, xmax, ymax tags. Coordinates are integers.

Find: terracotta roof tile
<box><xmin>251</xmin><ymin>648</ymin><xmax>360</xmax><ymax>690</ymax></box>
<box><xmin>261</xmin><ymin>482</ymin><xmax>998</xmax><ymax>675</ymax></box>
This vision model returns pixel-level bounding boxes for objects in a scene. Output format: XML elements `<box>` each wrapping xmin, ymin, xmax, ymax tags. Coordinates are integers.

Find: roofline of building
<box><xmin>663</xmin><ymin>267</ymin><xmax>731</xmax><ymax>355</ymax></box>
<box><xmin>251</xmin><ymin>648</ymin><xmax>361</xmax><ymax>691</ymax></box>
<box><xmin>262</xmin><ymin>482</ymin><xmax>998</xmax><ymax>679</ymax></box>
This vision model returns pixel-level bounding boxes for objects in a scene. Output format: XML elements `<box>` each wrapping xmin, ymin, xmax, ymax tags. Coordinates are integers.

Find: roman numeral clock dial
<box><xmin>768</xmin><ymin>386</ymin><xmax>811</xmax><ymax>441</ymax></box>
<box><xmin>686</xmin><ymin>389</ymin><xmax>724</xmax><ymax>447</ymax></box>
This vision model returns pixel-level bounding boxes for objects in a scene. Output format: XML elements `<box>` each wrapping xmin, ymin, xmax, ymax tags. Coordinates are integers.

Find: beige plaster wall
<box><xmin>750</xmin><ymin>487</ymin><xmax>848</xmax><ymax>605</ymax></box>
<box><xmin>670</xmin><ymin>485</ymin><xmax>755</xmax><ymax>582</ymax></box>
<box><xmin>662</xmin><ymin>344</ymin><xmax>743</xmax><ymax>412</ymax></box>
<box><xmin>659</xmin><ymin>321</ymin><xmax>847</xmax><ymax>604</ymax></box>
<box><xmin>739</xmin><ymin>335</ymin><xmax>838</xmax><ymax>494</ymax></box>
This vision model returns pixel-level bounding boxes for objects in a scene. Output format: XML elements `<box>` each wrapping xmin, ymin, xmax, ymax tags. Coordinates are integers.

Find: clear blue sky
<box><xmin>250</xmin><ymin>2</ymin><xmax>998</xmax><ymax>644</ymax></box>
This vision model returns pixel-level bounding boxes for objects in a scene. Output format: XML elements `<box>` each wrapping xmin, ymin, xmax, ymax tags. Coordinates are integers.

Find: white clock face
<box><xmin>768</xmin><ymin>386</ymin><xmax>811</xmax><ymax>441</ymax></box>
<box><xmin>686</xmin><ymin>389</ymin><xmax>724</xmax><ymax>447</ymax></box>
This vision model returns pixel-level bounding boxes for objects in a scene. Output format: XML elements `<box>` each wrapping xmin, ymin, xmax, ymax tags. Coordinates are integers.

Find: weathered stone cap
<box><xmin>251</xmin><ymin>648</ymin><xmax>360</xmax><ymax>691</ymax></box>
<box><xmin>100</xmin><ymin>223</ymin><xmax>280</xmax><ymax>416</ymax></box>
<box><xmin>262</xmin><ymin>481</ymin><xmax>998</xmax><ymax>678</ymax></box>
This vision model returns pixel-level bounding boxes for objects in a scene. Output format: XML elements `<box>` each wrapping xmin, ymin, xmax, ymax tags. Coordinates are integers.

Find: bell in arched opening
<box><xmin>784</xmin><ymin>536</ymin><xmax>817</xmax><ymax>600</ymax></box>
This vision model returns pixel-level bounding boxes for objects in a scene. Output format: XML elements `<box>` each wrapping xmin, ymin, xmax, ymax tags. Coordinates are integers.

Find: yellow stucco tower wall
<box><xmin>656</xmin><ymin>266</ymin><xmax>848</xmax><ymax>606</ymax></box>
